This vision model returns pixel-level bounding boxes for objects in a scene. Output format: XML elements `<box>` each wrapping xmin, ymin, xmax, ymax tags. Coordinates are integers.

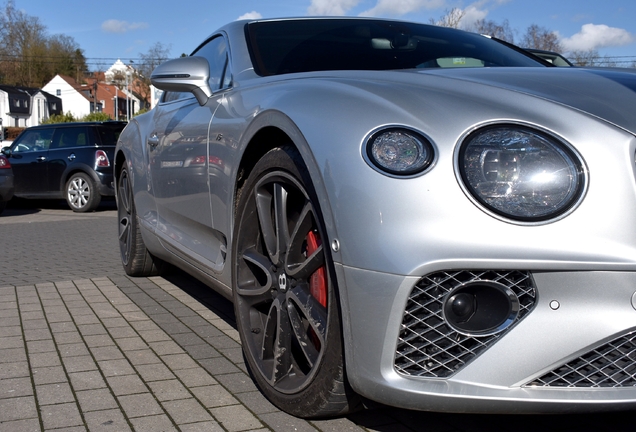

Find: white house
<box><xmin>0</xmin><ymin>85</ymin><xmax>62</xmax><ymax>128</ymax></box>
<box><xmin>42</xmin><ymin>75</ymin><xmax>96</xmax><ymax>119</ymax></box>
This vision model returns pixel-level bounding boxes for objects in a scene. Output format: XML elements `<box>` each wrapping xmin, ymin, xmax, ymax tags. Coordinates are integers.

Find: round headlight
<box><xmin>367</xmin><ymin>129</ymin><xmax>434</xmax><ymax>175</ymax></box>
<box><xmin>458</xmin><ymin>126</ymin><xmax>586</xmax><ymax>222</ymax></box>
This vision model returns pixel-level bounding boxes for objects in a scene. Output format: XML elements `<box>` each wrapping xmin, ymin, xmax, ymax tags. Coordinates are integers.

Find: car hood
<box><xmin>416</xmin><ymin>67</ymin><xmax>636</xmax><ymax>135</ymax></box>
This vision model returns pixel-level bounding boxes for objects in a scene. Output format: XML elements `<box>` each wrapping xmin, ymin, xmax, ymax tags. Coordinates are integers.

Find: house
<box><xmin>42</xmin><ymin>74</ymin><xmax>141</xmax><ymax>120</ymax></box>
<box><xmin>0</xmin><ymin>85</ymin><xmax>62</xmax><ymax>127</ymax></box>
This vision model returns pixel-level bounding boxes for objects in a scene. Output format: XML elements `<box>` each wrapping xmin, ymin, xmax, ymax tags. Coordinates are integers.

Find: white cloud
<box><xmin>308</xmin><ymin>0</ymin><xmax>362</xmax><ymax>16</ymax></box>
<box><xmin>101</xmin><ymin>19</ymin><xmax>148</xmax><ymax>34</ymax></box>
<box><xmin>360</xmin><ymin>0</ymin><xmax>445</xmax><ymax>17</ymax></box>
<box><xmin>560</xmin><ymin>23</ymin><xmax>634</xmax><ymax>51</ymax></box>
<box><xmin>237</xmin><ymin>11</ymin><xmax>263</xmax><ymax>20</ymax></box>
<box><xmin>460</xmin><ymin>3</ymin><xmax>489</xmax><ymax>29</ymax></box>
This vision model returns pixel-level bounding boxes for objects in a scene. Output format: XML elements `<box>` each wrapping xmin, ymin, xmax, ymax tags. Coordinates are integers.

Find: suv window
<box><xmin>12</xmin><ymin>128</ymin><xmax>54</xmax><ymax>152</ymax></box>
<box><xmin>192</xmin><ymin>35</ymin><xmax>231</xmax><ymax>91</ymax></box>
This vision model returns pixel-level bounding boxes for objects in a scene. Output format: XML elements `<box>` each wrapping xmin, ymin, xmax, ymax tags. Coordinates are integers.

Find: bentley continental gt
<box><xmin>115</xmin><ymin>17</ymin><xmax>636</xmax><ymax>417</ymax></box>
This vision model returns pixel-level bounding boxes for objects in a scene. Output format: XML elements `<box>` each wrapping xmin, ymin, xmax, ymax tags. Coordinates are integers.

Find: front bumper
<box><xmin>338</xmin><ymin>264</ymin><xmax>636</xmax><ymax>413</ymax></box>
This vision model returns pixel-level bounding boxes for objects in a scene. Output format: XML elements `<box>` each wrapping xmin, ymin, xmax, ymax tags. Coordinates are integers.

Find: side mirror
<box><xmin>1</xmin><ymin>147</ymin><xmax>10</xmax><ymax>156</ymax></box>
<box><xmin>151</xmin><ymin>57</ymin><xmax>212</xmax><ymax>106</ymax></box>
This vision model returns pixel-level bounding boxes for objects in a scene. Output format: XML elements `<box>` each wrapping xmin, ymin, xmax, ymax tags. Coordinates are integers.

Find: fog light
<box><xmin>443</xmin><ymin>281</ymin><xmax>520</xmax><ymax>336</ymax></box>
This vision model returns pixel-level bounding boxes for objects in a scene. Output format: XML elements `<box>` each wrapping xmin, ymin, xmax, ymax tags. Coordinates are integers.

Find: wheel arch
<box><xmin>234</xmin><ymin>110</ymin><xmax>340</xmax><ymax>248</ymax></box>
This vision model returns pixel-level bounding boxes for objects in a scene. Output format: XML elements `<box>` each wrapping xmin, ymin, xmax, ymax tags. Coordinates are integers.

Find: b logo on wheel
<box><xmin>278</xmin><ymin>273</ymin><xmax>287</xmax><ymax>292</ymax></box>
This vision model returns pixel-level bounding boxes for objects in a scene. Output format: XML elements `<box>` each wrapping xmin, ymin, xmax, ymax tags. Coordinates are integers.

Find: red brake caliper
<box><xmin>306</xmin><ymin>230</ymin><xmax>327</xmax><ymax>308</ymax></box>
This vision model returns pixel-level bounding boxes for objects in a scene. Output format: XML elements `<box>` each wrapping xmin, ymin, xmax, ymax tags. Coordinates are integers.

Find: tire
<box><xmin>66</xmin><ymin>172</ymin><xmax>101</xmax><ymax>212</ymax></box>
<box><xmin>117</xmin><ymin>165</ymin><xmax>163</xmax><ymax>276</ymax></box>
<box><xmin>233</xmin><ymin>146</ymin><xmax>359</xmax><ymax>418</ymax></box>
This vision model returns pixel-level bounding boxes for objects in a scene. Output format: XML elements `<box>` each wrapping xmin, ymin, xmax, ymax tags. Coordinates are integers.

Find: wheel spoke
<box><xmin>288</xmin><ymin>284</ymin><xmax>327</xmax><ymax>341</ymax></box>
<box><xmin>260</xmin><ymin>298</ymin><xmax>293</xmax><ymax>385</ymax></box>
<box><xmin>236</xmin><ymin>247</ymin><xmax>275</xmax><ymax>296</ymax></box>
<box><xmin>256</xmin><ymin>182</ymin><xmax>290</xmax><ymax>266</ymax></box>
<box><xmin>286</xmin><ymin>202</ymin><xmax>324</xmax><ymax>279</ymax></box>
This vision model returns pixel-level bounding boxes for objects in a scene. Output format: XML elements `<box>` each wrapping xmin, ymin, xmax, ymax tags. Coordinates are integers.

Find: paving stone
<box><xmin>0</xmin><ymin>347</ymin><xmax>27</xmax><ymax>364</ymax></box>
<box><xmin>259</xmin><ymin>411</ymin><xmax>318</xmax><ymax>432</ymax></box>
<box><xmin>40</xmin><ymin>402</ymin><xmax>83</xmax><ymax>430</ymax></box>
<box><xmin>147</xmin><ymin>379</ymin><xmax>191</xmax><ymax>402</ymax></box>
<box><xmin>211</xmin><ymin>404</ymin><xmax>263</xmax><ymax>431</ymax></box>
<box><xmin>129</xmin><ymin>414</ymin><xmax>177</xmax><ymax>432</ymax></box>
<box><xmin>0</xmin><ymin>418</ymin><xmax>41</xmax><ymax>432</ymax></box>
<box><xmin>69</xmin><ymin>370</ymin><xmax>108</xmax><ymax>391</ymax></box>
<box><xmin>0</xmin><ymin>377</ymin><xmax>33</xmax><ymax>399</ymax></box>
<box><xmin>234</xmin><ymin>391</ymin><xmax>278</xmax><ymax>415</ymax></box>
<box><xmin>190</xmin><ymin>384</ymin><xmax>238</xmax><ymax>408</ymax></box>
<box><xmin>135</xmin><ymin>363</ymin><xmax>176</xmax><ymax>382</ymax></box>
<box><xmin>76</xmin><ymin>388</ymin><xmax>119</xmax><ymax>412</ymax></box>
<box><xmin>32</xmin><ymin>366</ymin><xmax>67</xmax><ymax>385</ymax></box>
<box><xmin>84</xmin><ymin>409</ymin><xmax>132</xmax><ymax>432</ymax></box>
<box><xmin>173</xmin><ymin>368</ymin><xmax>218</xmax><ymax>388</ymax></box>
<box><xmin>98</xmin><ymin>359</ymin><xmax>136</xmax><ymax>378</ymax></box>
<box><xmin>21</xmin><ymin>318</ymin><xmax>48</xmax><ymax>330</ymax></box>
<box><xmin>118</xmin><ymin>393</ymin><xmax>164</xmax><ymax>418</ymax></box>
<box><xmin>214</xmin><ymin>372</ymin><xmax>258</xmax><ymax>394</ymax></box>
<box><xmin>59</xmin><ymin>343</ymin><xmax>91</xmax><ymax>358</ymax></box>
<box><xmin>125</xmin><ymin>349</ymin><xmax>161</xmax><ymax>366</ymax></box>
<box><xmin>114</xmin><ymin>336</ymin><xmax>148</xmax><ymax>351</ymax></box>
<box><xmin>27</xmin><ymin>339</ymin><xmax>56</xmax><ymax>354</ymax></box>
<box><xmin>161</xmin><ymin>398</ymin><xmax>214</xmax><ymax>425</ymax></box>
<box><xmin>83</xmin><ymin>334</ymin><xmax>117</xmax><ymax>348</ymax></box>
<box><xmin>107</xmin><ymin>374</ymin><xmax>148</xmax><ymax>396</ymax></box>
<box><xmin>28</xmin><ymin>352</ymin><xmax>61</xmax><ymax>368</ymax></box>
<box><xmin>77</xmin><ymin>323</ymin><xmax>107</xmax><ymax>336</ymax></box>
<box><xmin>0</xmin><ymin>362</ymin><xmax>30</xmax><ymax>380</ymax></box>
<box><xmin>198</xmin><ymin>357</ymin><xmax>241</xmax><ymax>376</ymax></box>
<box><xmin>53</xmin><ymin>331</ymin><xmax>83</xmax><ymax>345</ymax></box>
<box><xmin>36</xmin><ymin>382</ymin><xmax>75</xmax><ymax>405</ymax></box>
<box><xmin>178</xmin><ymin>421</ymin><xmax>225</xmax><ymax>432</ymax></box>
<box><xmin>90</xmin><ymin>346</ymin><xmax>125</xmax><ymax>361</ymax></box>
<box><xmin>161</xmin><ymin>354</ymin><xmax>199</xmax><ymax>371</ymax></box>
<box><xmin>62</xmin><ymin>355</ymin><xmax>97</xmax><ymax>373</ymax></box>
<box><xmin>108</xmin><ymin>326</ymin><xmax>138</xmax><ymax>339</ymax></box>
<box><xmin>148</xmin><ymin>340</ymin><xmax>184</xmax><ymax>356</ymax></box>
<box><xmin>137</xmin><ymin>329</ymin><xmax>172</xmax><ymax>343</ymax></box>
<box><xmin>24</xmin><ymin>328</ymin><xmax>52</xmax><ymax>341</ymax></box>
<box><xmin>49</xmin><ymin>321</ymin><xmax>78</xmax><ymax>333</ymax></box>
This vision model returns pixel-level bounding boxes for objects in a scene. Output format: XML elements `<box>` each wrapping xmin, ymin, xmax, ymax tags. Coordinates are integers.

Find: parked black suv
<box><xmin>1</xmin><ymin>121</ymin><xmax>126</xmax><ymax>212</ymax></box>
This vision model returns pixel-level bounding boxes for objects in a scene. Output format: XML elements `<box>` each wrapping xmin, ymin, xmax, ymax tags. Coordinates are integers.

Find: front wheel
<box><xmin>66</xmin><ymin>172</ymin><xmax>101</xmax><ymax>212</ymax></box>
<box><xmin>233</xmin><ymin>146</ymin><xmax>359</xmax><ymax>418</ymax></box>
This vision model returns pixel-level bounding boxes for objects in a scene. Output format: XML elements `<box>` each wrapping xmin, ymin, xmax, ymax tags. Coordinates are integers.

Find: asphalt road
<box><xmin>1</xmin><ymin>198</ymin><xmax>635</xmax><ymax>431</ymax></box>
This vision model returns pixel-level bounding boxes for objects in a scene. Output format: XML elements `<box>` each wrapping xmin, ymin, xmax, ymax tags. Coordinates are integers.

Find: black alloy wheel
<box><xmin>233</xmin><ymin>146</ymin><xmax>358</xmax><ymax>418</ymax></box>
<box><xmin>117</xmin><ymin>165</ymin><xmax>163</xmax><ymax>276</ymax></box>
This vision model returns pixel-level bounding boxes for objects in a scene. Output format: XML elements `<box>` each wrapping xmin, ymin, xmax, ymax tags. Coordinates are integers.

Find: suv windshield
<box><xmin>247</xmin><ymin>19</ymin><xmax>545</xmax><ymax>76</ymax></box>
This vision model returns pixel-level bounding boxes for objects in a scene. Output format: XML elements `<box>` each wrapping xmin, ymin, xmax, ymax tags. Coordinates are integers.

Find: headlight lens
<box><xmin>367</xmin><ymin>129</ymin><xmax>433</xmax><ymax>175</ymax></box>
<box><xmin>459</xmin><ymin>126</ymin><xmax>586</xmax><ymax>222</ymax></box>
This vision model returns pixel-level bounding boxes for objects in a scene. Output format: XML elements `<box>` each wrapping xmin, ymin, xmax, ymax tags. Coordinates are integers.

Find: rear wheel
<box><xmin>117</xmin><ymin>165</ymin><xmax>163</xmax><ymax>276</ymax></box>
<box><xmin>66</xmin><ymin>172</ymin><xmax>101</xmax><ymax>212</ymax></box>
<box><xmin>233</xmin><ymin>146</ymin><xmax>358</xmax><ymax>418</ymax></box>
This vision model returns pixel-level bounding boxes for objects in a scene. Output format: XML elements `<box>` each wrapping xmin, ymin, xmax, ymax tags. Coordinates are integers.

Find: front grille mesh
<box><xmin>526</xmin><ymin>331</ymin><xmax>636</xmax><ymax>387</ymax></box>
<box><xmin>395</xmin><ymin>270</ymin><xmax>536</xmax><ymax>378</ymax></box>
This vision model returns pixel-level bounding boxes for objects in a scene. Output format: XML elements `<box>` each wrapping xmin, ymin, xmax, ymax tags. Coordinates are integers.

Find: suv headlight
<box><xmin>458</xmin><ymin>125</ymin><xmax>587</xmax><ymax>223</ymax></box>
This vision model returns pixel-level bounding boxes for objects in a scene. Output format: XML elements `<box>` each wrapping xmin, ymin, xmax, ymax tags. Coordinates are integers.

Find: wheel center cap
<box><xmin>278</xmin><ymin>272</ymin><xmax>288</xmax><ymax>292</ymax></box>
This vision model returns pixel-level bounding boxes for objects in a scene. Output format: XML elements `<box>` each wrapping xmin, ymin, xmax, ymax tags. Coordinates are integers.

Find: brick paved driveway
<box><xmin>1</xmin><ymin>199</ymin><xmax>635</xmax><ymax>431</ymax></box>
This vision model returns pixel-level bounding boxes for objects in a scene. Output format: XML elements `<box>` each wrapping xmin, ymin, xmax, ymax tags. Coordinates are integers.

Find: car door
<box><xmin>47</xmin><ymin>126</ymin><xmax>93</xmax><ymax>192</ymax></box>
<box><xmin>149</xmin><ymin>35</ymin><xmax>230</xmax><ymax>270</ymax></box>
<box><xmin>9</xmin><ymin>127</ymin><xmax>54</xmax><ymax>196</ymax></box>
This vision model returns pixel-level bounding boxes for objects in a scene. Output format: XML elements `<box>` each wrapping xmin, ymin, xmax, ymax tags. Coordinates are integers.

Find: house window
<box><xmin>56</xmin><ymin>89</ymin><xmax>61</xmax><ymax>96</ymax></box>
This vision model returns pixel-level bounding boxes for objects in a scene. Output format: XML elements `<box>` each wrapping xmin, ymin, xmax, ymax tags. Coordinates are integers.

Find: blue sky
<box><xmin>17</xmin><ymin>0</ymin><xmax>636</xmax><ymax>69</ymax></box>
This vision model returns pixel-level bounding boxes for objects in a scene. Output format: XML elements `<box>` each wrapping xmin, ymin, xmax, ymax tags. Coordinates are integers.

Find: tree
<box><xmin>520</xmin><ymin>24</ymin><xmax>562</xmax><ymax>52</ymax></box>
<box><xmin>135</xmin><ymin>42</ymin><xmax>171</xmax><ymax>108</ymax></box>
<box><xmin>568</xmin><ymin>49</ymin><xmax>617</xmax><ymax>67</ymax></box>
<box><xmin>429</xmin><ymin>8</ymin><xmax>465</xmax><ymax>29</ymax></box>
<box><xmin>0</xmin><ymin>0</ymin><xmax>87</xmax><ymax>87</ymax></box>
<box><xmin>472</xmin><ymin>19</ymin><xmax>515</xmax><ymax>43</ymax></box>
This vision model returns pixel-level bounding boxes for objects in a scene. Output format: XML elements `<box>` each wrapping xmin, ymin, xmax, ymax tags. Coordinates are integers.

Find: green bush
<box><xmin>41</xmin><ymin>111</ymin><xmax>117</xmax><ymax>124</ymax></box>
<box><xmin>82</xmin><ymin>112</ymin><xmax>113</xmax><ymax>122</ymax></box>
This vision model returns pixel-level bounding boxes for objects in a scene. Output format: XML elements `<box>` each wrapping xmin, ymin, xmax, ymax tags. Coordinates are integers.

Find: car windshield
<box><xmin>247</xmin><ymin>19</ymin><xmax>545</xmax><ymax>76</ymax></box>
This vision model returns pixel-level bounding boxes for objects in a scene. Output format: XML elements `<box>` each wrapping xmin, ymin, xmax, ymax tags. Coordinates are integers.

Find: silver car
<box><xmin>115</xmin><ymin>17</ymin><xmax>636</xmax><ymax>417</ymax></box>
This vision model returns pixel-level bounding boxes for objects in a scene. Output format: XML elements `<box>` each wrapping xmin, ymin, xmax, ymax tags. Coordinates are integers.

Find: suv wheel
<box><xmin>66</xmin><ymin>172</ymin><xmax>101</xmax><ymax>212</ymax></box>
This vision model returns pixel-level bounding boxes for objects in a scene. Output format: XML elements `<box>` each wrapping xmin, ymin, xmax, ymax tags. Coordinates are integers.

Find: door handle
<box><xmin>148</xmin><ymin>134</ymin><xmax>159</xmax><ymax>148</ymax></box>
<box><xmin>68</xmin><ymin>153</ymin><xmax>76</xmax><ymax>161</ymax></box>
<box><xmin>36</xmin><ymin>156</ymin><xmax>46</xmax><ymax>162</ymax></box>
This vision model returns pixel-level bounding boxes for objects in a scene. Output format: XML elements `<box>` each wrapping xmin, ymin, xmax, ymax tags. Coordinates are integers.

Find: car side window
<box><xmin>12</xmin><ymin>128</ymin><xmax>54</xmax><ymax>153</ymax></box>
<box><xmin>50</xmin><ymin>127</ymin><xmax>90</xmax><ymax>149</ymax></box>
<box><xmin>192</xmin><ymin>35</ymin><xmax>231</xmax><ymax>91</ymax></box>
